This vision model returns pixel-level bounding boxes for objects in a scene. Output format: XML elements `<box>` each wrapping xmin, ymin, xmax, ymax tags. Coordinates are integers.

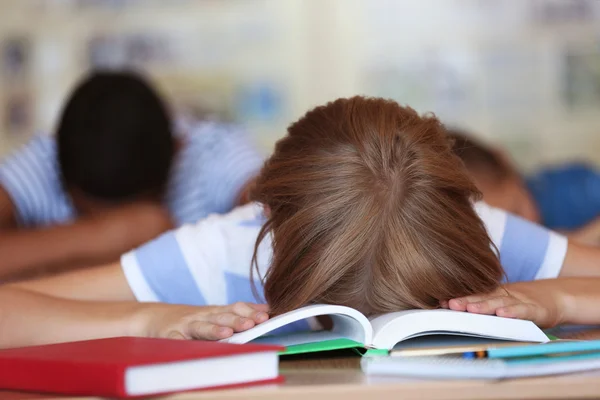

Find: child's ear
<box><xmin>493</xmin><ymin>148</ymin><xmax>518</xmax><ymax>175</ymax></box>
<box><xmin>263</xmin><ymin>205</ymin><xmax>271</xmax><ymax>218</ymax></box>
<box><xmin>237</xmin><ymin>178</ymin><xmax>258</xmax><ymax>206</ymax></box>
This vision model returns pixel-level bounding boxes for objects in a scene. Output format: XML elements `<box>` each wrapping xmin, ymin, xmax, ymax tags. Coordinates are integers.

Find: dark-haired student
<box><xmin>0</xmin><ymin>71</ymin><xmax>262</xmax><ymax>280</ymax></box>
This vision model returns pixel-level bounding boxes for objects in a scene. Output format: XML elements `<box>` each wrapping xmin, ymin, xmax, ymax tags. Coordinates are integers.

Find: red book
<box><xmin>0</xmin><ymin>337</ymin><xmax>284</xmax><ymax>398</ymax></box>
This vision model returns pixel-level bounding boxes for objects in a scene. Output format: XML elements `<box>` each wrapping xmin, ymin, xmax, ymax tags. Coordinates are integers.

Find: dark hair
<box><xmin>447</xmin><ymin>129</ymin><xmax>512</xmax><ymax>182</ymax></box>
<box><xmin>252</xmin><ymin>97</ymin><xmax>502</xmax><ymax>316</ymax></box>
<box><xmin>57</xmin><ymin>70</ymin><xmax>174</xmax><ymax>201</ymax></box>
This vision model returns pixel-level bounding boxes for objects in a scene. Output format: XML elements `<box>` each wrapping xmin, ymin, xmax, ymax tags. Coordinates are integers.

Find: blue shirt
<box><xmin>0</xmin><ymin>121</ymin><xmax>264</xmax><ymax>227</ymax></box>
<box><xmin>527</xmin><ymin>163</ymin><xmax>600</xmax><ymax>230</ymax></box>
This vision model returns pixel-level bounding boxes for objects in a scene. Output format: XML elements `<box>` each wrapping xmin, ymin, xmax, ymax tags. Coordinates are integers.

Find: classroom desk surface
<box><xmin>3</xmin><ymin>327</ymin><xmax>600</xmax><ymax>400</ymax></box>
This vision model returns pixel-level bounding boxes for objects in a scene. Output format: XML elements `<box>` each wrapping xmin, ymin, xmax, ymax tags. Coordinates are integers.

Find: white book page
<box><xmin>369</xmin><ymin>309</ymin><xmax>548</xmax><ymax>350</ymax></box>
<box><xmin>221</xmin><ymin>304</ymin><xmax>373</xmax><ymax>346</ymax></box>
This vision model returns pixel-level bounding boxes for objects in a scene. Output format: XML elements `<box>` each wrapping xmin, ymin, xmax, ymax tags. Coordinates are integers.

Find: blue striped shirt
<box><xmin>121</xmin><ymin>202</ymin><xmax>568</xmax><ymax>308</ymax></box>
<box><xmin>0</xmin><ymin>121</ymin><xmax>264</xmax><ymax>227</ymax></box>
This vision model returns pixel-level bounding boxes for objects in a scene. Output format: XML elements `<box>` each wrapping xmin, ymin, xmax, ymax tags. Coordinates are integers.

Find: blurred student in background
<box><xmin>0</xmin><ymin>71</ymin><xmax>262</xmax><ymax>281</ymax></box>
<box><xmin>450</xmin><ymin>130</ymin><xmax>600</xmax><ymax>246</ymax></box>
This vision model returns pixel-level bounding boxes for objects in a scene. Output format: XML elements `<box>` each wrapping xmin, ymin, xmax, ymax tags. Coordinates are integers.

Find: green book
<box><xmin>220</xmin><ymin>304</ymin><xmax>550</xmax><ymax>356</ymax></box>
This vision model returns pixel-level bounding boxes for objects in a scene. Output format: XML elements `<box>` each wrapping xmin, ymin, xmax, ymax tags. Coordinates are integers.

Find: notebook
<box><xmin>0</xmin><ymin>337</ymin><xmax>284</xmax><ymax>398</ymax></box>
<box><xmin>486</xmin><ymin>340</ymin><xmax>600</xmax><ymax>359</ymax></box>
<box><xmin>361</xmin><ymin>352</ymin><xmax>600</xmax><ymax>379</ymax></box>
<box><xmin>221</xmin><ymin>304</ymin><xmax>549</xmax><ymax>355</ymax></box>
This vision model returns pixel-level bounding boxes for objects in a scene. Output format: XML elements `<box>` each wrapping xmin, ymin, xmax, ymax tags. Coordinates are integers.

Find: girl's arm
<box><xmin>443</xmin><ymin>278</ymin><xmax>600</xmax><ymax>328</ymax></box>
<box><xmin>564</xmin><ymin>217</ymin><xmax>600</xmax><ymax>246</ymax></box>
<box><xmin>559</xmin><ymin>241</ymin><xmax>600</xmax><ymax>278</ymax></box>
<box><xmin>8</xmin><ymin>261</ymin><xmax>133</xmax><ymax>301</ymax></box>
<box><xmin>0</xmin><ymin>287</ymin><xmax>268</xmax><ymax>349</ymax></box>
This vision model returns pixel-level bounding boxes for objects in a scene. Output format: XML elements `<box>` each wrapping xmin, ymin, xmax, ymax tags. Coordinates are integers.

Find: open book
<box><xmin>221</xmin><ymin>305</ymin><xmax>550</xmax><ymax>355</ymax></box>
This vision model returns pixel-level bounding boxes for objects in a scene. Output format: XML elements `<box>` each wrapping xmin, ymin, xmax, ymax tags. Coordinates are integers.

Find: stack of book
<box><xmin>361</xmin><ymin>340</ymin><xmax>600</xmax><ymax>379</ymax></box>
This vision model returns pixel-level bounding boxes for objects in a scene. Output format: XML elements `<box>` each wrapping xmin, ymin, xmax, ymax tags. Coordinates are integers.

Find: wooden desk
<box><xmin>3</xmin><ymin>328</ymin><xmax>600</xmax><ymax>400</ymax></box>
<box><xmin>172</xmin><ymin>369</ymin><xmax>600</xmax><ymax>400</ymax></box>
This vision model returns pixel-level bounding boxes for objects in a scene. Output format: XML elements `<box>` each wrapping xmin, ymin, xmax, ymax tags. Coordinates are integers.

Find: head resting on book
<box><xmin>251</xmin><ymin>96</ymin><xmax>503</xmax><ymax>316</ymax></box>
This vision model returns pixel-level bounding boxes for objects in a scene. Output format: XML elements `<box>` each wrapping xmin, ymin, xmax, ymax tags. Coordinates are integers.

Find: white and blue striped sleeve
<box><xmin>0</xmin><ymin>135</ymin><xmax>63</xmax><ymax>227</ymax></box>
<box><xmin>121</xmin><ymin>219</ymin><xmax>229</xmax><ymax>306</ymax></box>
<box><xmin>202</xmin><ymin>124</ymin><xmax>264</xmax><ymax>212</ymax></box>
<box><xmin>168</xmin><ymin>122</ymin><xmax>264</xmax><ymax>225</ymax></box>
<box><xmin>120</xmin><ymin>204</ymin><xmax>266</xmax><ymax>306</ymax></box>
<box><xmin>474</xmin><ymin>202</ymin><xmax>568</xmax><ymax>282</ymax></box>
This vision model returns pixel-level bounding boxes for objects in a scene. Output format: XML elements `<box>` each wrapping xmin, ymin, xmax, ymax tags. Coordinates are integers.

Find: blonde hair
<box><xmin>252</xmin><ymin>97</ymin><xmax>502</xmax><ymax>316</ymax></box>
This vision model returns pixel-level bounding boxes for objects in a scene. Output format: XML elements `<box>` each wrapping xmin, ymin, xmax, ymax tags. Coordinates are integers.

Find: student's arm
<box><xmin>0</xmin><ymin>186</ymin><xmax>17</xmax><ymax>229</ymax></box>
<box><xmin>565</xmin><ymin>217</ymin><xmax>600</xmax><ymax>246</ymax></box>
<box><xmin>443</xmin><ymin>278</ymin><xmax>600</xmax><ymax>329</ymax></box>
<box><xmin>0</xmin><ymin>202</ymin><xmax>173</xmax><ymax>281</ymax></box>
<box><xmin>558</xmin><ymin>241</ymin><xmax>600</xmax><ymax>278</ymax></box>
<box><xmin>0</xmin><ymin>287</ymin><xmax>269</xmax><ymax>349</ymax></box>
<box><xmin>9</xmin><ymin>261</ymin><xmax>134</xmax><ymax>301</ymax></box>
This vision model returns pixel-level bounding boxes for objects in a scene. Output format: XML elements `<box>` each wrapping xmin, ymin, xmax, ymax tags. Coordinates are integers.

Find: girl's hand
<box><xmin>440</xmin><ymin>280</ymin><xmax>569</xmax><ymax>328</ymax></box>
<box><xmin>137</xmin><ymin>302</ymin><xmax>270</xmax><ymax>340</ymax></box>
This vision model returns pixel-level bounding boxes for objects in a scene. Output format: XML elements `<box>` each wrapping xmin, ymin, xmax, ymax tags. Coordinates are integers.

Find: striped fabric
<box><xmin>0</xmin><ymin>136</ymin><xmax>73</xmax><ymax>227</ymax></box>
<box><xmin>0</xmin><ymin>121</ymin><xmax>264</xmax><ymax>227</ymax></box>
<box><xmin>121</xmin><ymin>202</ymin><xmax>568</xmax><ymax>310</ymax></box>
<box><xmin>473</xmin><ymin>202</ymin><xmax>567</xmax><ymax>281</ymax></box>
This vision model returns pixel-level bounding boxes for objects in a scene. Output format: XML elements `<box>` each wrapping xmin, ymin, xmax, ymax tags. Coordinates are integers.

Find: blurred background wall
<box><xmin>0</xmin><ymin>0</ymin><xmax>599</xmax><ymax>171</ymax></box>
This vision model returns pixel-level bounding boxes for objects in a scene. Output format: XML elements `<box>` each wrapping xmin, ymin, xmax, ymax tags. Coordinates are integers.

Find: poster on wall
<box><xmin>87</xmin><ymin>33</ymin><xmax>172</xmax><ymax>69</ymax></box>
<box><xmin>479</xmin><ymin>44</ymin><xmax>544</xmax><ymax>115</ymax></box>
<box><xmin>234</xmin><ymin>80</ymin><xmax>285</xmax><ymax>123</ymax></box>
<box><xmin>4</xmin><ymin>93</ymin><xmax>32</xmax><ymax>137</ymax></box>
<box><xmin>361</xmin><ymin>48</ymin><xmax>478</xmax><ymax>125</ymax></box>
<box><xmin>2</xmin><ymin>37</ymin><xmax>32</xmax><ymax>138</ymax></box>
<box><xmin>531</xmin><ymin>0</ymin><xmax>599</xmax><ymax>25</ymax></box>
<box><xmin>363</xmin><ymin>64</ymin><xmax>432</xmax><ymax>112</ymax></box>
<box><xmin>1</xmin><ymin>36</ymin><xmax>30</xmax><ymax>80</ymax></box>
<box><xmin>562</xmin><ymin>45</ymin><xmax>600</xmax><ymax>111</ymax></box>
<box><xmin>159</xmin><ymin>73</ymin><xmax>236</xmax><ymax>124</ymax></box>
<box><xmin>75</xmin><ymin>0</ymin><xmax>197</xmax><ymax>10</ymax></box>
